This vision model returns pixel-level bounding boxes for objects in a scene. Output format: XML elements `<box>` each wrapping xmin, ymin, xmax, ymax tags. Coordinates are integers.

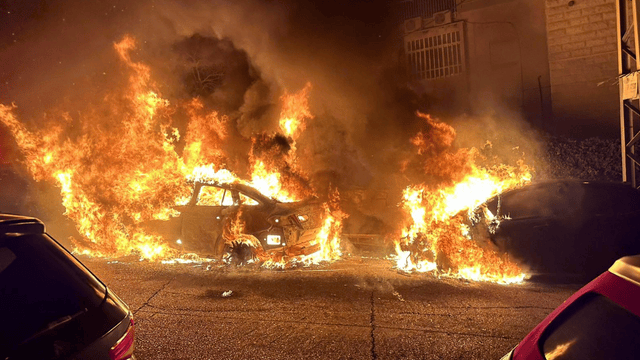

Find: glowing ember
<box><xmin>394</xmin><ymin>112</ymin><xmax>531</xmax><ymax>284</ymax></box>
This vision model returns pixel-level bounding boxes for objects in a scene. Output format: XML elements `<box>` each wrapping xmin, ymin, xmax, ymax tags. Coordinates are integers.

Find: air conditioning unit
<box><xmin>404</xmin><ymin>17</ymin><xmax>422</xmax><ymax>34</ymax></box>
<box><xmin>433</xmin><ymin>10</ymin><xmax>453</xmax><ymax>26</ymax></box>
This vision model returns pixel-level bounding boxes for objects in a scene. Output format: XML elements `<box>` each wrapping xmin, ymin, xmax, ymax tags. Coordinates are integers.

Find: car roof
<box><xmin>194</xmin><ymin>181</ymin><xmax>276</xmax><ymax>205</ymax></box>
<box><xmin>0</xmin><ymin>214</ymin><xmax>45</xmax><ymax>236</ymax></box>
<box><xmin>482</xmin><ymin>180</ymin><xmax>640</xmax><ymax>209</ymax></box>
<box><xmin>609</xmin><ymin>255</ymin><xmax>640</xmax><ymax>288</ymax></box>
<box><xmin>501</xmin><ymin>180</ymin><xmax>636</xmax><ymax>195</ymax></box>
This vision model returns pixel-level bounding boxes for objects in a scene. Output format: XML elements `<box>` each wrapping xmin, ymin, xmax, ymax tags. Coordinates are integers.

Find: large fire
<box><xmin>0</xmin><ymin>35</ymin><xmax>341</xmax><ymax>266</ymax></box>
<box><xmin>394</xmin><ymin>113</ymin><xmax>531</xmax><ymax>283</ymax></box>
<box><xmin>0</xmin><ymin>35</ymin><xmax>533</xmax><ymax>283</ymax></box>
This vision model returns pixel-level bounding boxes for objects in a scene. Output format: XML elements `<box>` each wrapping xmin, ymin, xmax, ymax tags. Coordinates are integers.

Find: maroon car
<box><xmin>501</xmin><ymin>254</ymin><xmax>640</xmax><ymax>359</ymax></box>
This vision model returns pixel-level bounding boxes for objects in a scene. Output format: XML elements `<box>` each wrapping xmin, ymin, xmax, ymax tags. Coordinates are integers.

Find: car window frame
<box><xmin>538</xmin><ymin>292</ymin><xmax>640</xmax><ymax>359</ymax></box>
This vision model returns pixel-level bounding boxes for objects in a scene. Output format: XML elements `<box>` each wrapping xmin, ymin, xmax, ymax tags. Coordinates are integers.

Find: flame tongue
<box><xmin>279</xmin><ymin>82</ymin><xmax>312</xmax><ymax>141</ymax></box>
<box><xmin>0</xmin><ymin>36</ymin><xmax>194</xmax><ymax>260</ymax></box>
<box><xmin>248</xmin><ymin>82</ymin><xmax>315</xmax><ymax>203</ymax></box>
<box><xmin>395</xmin><ymin>113</ymin><xmax>531</xmax><ymax>284</ymax></box>
<box><xmin>0</xmin><ymin>36</ymin><xmax>230</xmax><ymax>260</ymax></box>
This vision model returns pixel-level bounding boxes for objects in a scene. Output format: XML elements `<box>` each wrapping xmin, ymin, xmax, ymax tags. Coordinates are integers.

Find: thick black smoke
<box><xmin>3</xmin><ymin>0</ymin><xmax>528</xmax><ymax>237</ymax></box>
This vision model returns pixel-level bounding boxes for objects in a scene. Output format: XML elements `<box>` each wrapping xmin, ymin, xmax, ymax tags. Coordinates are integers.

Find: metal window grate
<box><xmin>406</xmin><ymin>25</ymin><xmax>464</xmax><ymax>80</ymax></box>
<box><xmin>391</xmin><ymin>0</ymin><xmax>456</xmax><ymax>25</ymax></box>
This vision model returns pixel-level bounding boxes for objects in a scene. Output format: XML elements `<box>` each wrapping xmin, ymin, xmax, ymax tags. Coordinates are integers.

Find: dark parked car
<box><xmin>147</xmin><ymin>181</ymin><xmax>325</xmax><ymax>259</ymax></box>
<box><xmin>472</xmin><ymin>180</ymin><xmax>640</xmax><ymax>278</ymax></box>
<box><xmin>500</xmin><ymin>254</ymin><xmax>640</xmax><ymax>359</ymax></box>
<box><xmin>0</xmin><ymin>214</ymin><xmax>135</xmax><ymax>360</ymax></box>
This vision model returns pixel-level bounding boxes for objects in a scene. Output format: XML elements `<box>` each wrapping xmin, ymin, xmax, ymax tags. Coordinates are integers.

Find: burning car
<box><xmin>147</xmin><ymin>181</ymin><xmax>325</xmax><ymax>261</ymax></box>
<box><xmin>472</xmin><ymin>180</ymin><xmax>640</xmax><ymax>278</ymax></box>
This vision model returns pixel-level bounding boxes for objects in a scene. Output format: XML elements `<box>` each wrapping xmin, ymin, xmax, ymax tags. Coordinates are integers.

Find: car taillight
<box><xmin>109</xmin><ymin>317</ymin><xmax>135</xmax><ymax>360</ymax></box>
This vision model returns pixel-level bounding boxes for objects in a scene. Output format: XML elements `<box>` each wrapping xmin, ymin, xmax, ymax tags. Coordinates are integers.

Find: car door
<box><xmin>491</xmin><ymin>183</ymin><xmax>578</xmax><ymax>273</ymax></box>
<box><xmin>177</xmin><ymin>184</ymin><xmax>233</xmax><ymax>255</ymax></box>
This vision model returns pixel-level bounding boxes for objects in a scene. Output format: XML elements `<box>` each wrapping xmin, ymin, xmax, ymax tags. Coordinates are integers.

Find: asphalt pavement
<box><xmin>82</xmin><ymin>256</ymin><xmax>581</xmax><ymax>360</ymax></box>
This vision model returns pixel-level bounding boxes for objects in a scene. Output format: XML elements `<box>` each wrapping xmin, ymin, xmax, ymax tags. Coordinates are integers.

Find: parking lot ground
<box><xmin>82</xmin><ymin>256</ymin><xmax>581</xmax><ymax>360</ymax></box>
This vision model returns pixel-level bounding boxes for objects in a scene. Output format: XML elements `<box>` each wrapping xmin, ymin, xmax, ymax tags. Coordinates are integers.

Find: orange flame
<box><xmin>0</xmin><ymin>35</ymin><xmax>341</xmax><ymax>267</ymax></box>
<box><xmin>248</xmin><ymin>82</ymin><xmax>315</xmax><ymax>202</ymax></box>
<box><xmin>395</xmin><ymin>113</ymin><xmax>531</xmax><ymax>284</ymax></box>
<box><xmin>0</xmin><ymin>36</ymin><xmax>230</xmax><ymax>260</ymax></box>
<box><xmin>307</xmin><ymin>188</ymin><xmax>346</xmax><ymax>262</ymax></box>
<box><xmin>182</xmin><ymin>98</ymin><xmax>228</xmax><ymax>170</ymax></box>
<box><xmin>279</xmin><ymin>82</ymin><xmax>312</xmax><ymax>140</ymax></box>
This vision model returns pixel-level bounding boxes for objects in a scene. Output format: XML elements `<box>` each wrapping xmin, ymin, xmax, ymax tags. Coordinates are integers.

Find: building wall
<box><xmin>404</xmin><ymin>20</ymin><xmax>470</xmax><ymax>112</ymax></box>
<box><xmin>458</xmin><ymin>0</ymin><xmax>552</xmax><ymax>129</ymax></box>
<box><xmin>402</xmin><ymin>0</ymin><xmax>552</xmax><ymax>127</ymax></box>
<box><xmin>545</xmin><ymin>0</ymin><xmax>619</xmax><ymax>137</ymax></box>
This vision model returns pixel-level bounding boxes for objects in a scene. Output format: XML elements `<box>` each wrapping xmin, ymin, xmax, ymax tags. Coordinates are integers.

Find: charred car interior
<box><xmin>147</xmin><ymin>181</ymin><xmax>325</xmax><ymax>262</ymax></box>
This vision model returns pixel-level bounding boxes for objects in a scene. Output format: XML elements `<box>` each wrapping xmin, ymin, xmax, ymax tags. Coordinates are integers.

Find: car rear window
<box><xmin>0</xmin><ymin>233</ymin><xmax>106</xmax><ymax>352</ymax></box>
<box><xmin>540</xmin><ymin>293</ymin><xmax>640</xmax><ymax>360</ymax></box>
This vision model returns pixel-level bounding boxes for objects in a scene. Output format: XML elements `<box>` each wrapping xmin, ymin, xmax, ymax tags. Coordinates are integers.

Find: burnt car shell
<box><xmin>0</xmin><ymin>214</ymin><xmax>134</xmax><ymax>360</ymax></box>
<box><xmin>473</xmin><ymin>180</ymin><xmax>640</xmax><ymax>278</ymax></box>
<box><xmin>164</xmin><ymin>182</ymin><xmax>324</xmax><ymax>256</ymax></box>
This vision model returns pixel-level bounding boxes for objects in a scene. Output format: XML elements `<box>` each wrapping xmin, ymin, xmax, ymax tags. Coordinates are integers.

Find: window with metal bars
<box><xmin>406</xmin><ymin>23</ymin><xmax>464</xmax><ymax>81</ymax></box>
<box><xmin>391</xmin><ymin>0</ymin><xmax>456</xmax><ymax>25</ymax></box>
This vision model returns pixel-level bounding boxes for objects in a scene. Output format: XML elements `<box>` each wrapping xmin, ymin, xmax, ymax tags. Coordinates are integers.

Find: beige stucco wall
<box><xmin>458</xmin><ymin>0</ymin><xmax>552</xmax><ymax>128</ymax></box>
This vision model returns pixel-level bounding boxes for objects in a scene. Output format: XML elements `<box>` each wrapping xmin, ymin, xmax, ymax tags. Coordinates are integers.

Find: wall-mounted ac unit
<box><xmin>433</xmin><ymin>10</ymin><xmax>452</xmax><ymax>26</ymax></box>
<box><xmin>404</xmin><ymin>17</ymin><xmax>422</xmax><ymax>34</ymax></box>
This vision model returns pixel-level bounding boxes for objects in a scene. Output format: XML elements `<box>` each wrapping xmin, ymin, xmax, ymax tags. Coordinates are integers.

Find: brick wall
<box><xmin>545</xmin><ymin>0</ymin><xmax>619</xmax><ymax>137</ymax></box>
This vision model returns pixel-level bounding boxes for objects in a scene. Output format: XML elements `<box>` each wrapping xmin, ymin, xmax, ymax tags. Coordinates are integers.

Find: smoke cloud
<box><xmin>0</xmin><ymin>0</ymin><xmax>539</xmax><ymax>239</ymax></box>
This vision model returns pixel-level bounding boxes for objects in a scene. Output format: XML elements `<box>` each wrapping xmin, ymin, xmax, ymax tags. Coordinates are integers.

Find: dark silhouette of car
<box><xmin>147</xmin><ymin>181</ymin><xmax>325</xmax><ymax>259</ymax></box>
<box><xmin>471</xmin><ymin>180</ymin><xmax>640</xmax><ymax>278</ymax></box>
<box><xmin>500</xmin><ymin>254</ymin><xmax>640</xmax><ymax>359</ymax></box>
<box><xmin>0</xmin><ymin>214</ymin><xmax>135</xmax><ymax>360</ymax></box>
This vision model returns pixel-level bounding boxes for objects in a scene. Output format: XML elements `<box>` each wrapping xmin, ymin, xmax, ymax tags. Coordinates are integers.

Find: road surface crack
<box><xmin>134</xmin><ymin>276</ymin><xmax>175</xmax><ymax>315</ymax></box>
<box><xmin>370</xmin><ymin>291</ymin><xmax>377</xmax><ymax>360</ymax></box>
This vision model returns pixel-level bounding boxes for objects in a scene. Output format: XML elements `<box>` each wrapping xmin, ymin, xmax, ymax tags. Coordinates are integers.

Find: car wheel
<box><xmin>225</xmin><ymin>240</ymin><xmax>258</xmax><ymax>265</ymax></box>
<box><xmin>213</xmin><ymin>234</ymin><xmax>227</xmax><ymax>257</ymax></box>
